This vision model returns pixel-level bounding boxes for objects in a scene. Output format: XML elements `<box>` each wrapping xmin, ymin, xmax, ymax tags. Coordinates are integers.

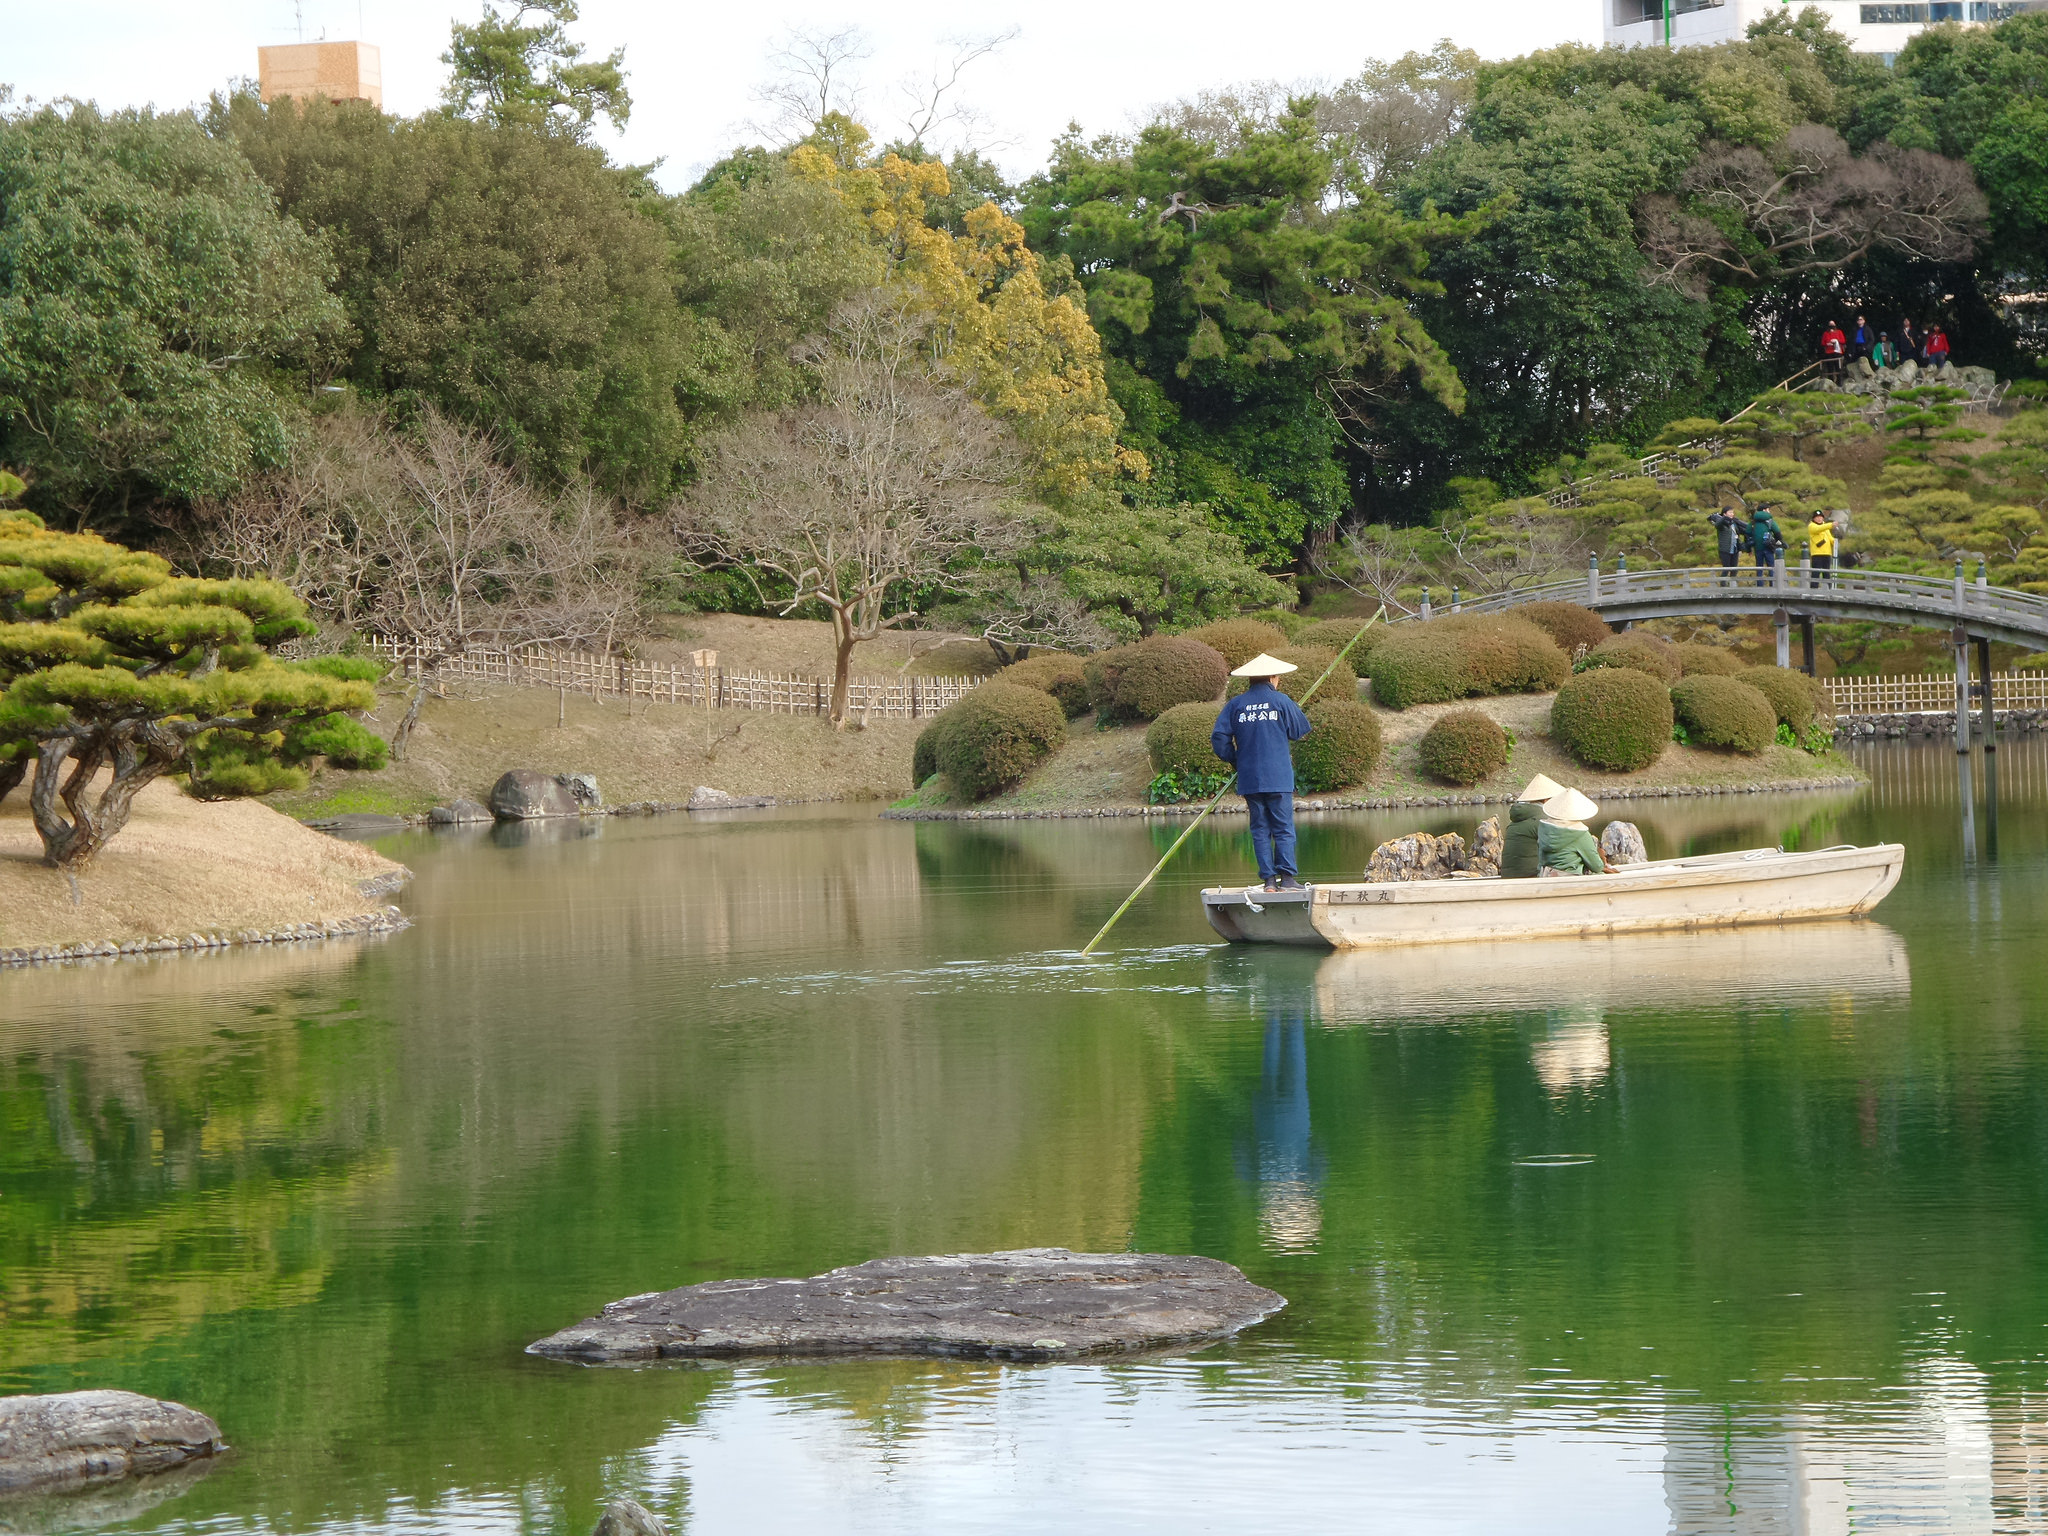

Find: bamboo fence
<box><xmin>362</xmin><ymin>636</ymin><xmax>982</xmax><ymax>720</ymax></box>
<box><xmin>1822</xmin><ymin>672</ymin><xmax>2048</xmax><ymax>715</ymax></box>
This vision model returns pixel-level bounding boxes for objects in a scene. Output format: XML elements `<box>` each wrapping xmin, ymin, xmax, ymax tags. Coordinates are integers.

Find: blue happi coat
<box><xmin>1211</xmin><ymin>682</ymin><xmax>1312</xmax><ymax>793</ymax></box>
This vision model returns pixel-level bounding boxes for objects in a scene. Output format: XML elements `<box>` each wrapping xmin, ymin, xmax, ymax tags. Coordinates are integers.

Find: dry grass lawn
<box><xmin>632</xmin><ymin>613</ymin><xmax>1001</xmax><ymax>678</ymax></box>
<box><xmin>273</xmin><ymin>680</ymin><xmax>927</xmax><ymax>818</ymax></box>
<box><xmin>1</xmin><ymin>769</ymin><xmax>406</xmax><ymax>950</ymax></box>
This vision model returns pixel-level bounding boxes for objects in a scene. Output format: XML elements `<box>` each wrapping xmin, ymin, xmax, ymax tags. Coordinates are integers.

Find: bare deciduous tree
<box><xmin>897</xmin><ymin>31</ymin><xmax>1015</xmax><ymax>152</ymax></box>
<box><xmin>188</xmin><ymin>406</ymin><xmax>647</xmax><ymax>753</ymax></box>
<box><xmin>1641</xmin><ymin>126</ymin><xmax>1987</xmax><ymax>297</ymax></box>
<box><xmin>673</xmin><ymin>294</ymin><xmax>1033</xmax><ymax>724</ymax></box>
<box><xmin>753</xmin><ymin>26</ymin><xmax>871</xmax><ymax>140</ymax></box>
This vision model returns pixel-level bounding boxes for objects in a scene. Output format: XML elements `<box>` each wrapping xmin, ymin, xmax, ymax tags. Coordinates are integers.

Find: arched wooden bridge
<box><xmin>1455</xmin><ymin>564</ymin><xmax>2048</xmax><ymax>654</ymax></box>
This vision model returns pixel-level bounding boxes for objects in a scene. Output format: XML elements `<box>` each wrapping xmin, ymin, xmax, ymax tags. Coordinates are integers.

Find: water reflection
<box><xmin>4</xmin><ymin>745</ymin><xmax>2048</xmax><ymax>1534</ymax></box>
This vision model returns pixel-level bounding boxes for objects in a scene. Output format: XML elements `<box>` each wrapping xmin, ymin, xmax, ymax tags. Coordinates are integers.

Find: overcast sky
<box><xmin>8</xmin><ymin>2</ymin><xmax>1603</xmax><ymax>190</ymax></box>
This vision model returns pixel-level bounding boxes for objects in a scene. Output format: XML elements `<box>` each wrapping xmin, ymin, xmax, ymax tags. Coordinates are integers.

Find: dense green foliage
<box><xmin>998</xmin><ymin>653</ymin><xmax>1091</xmax><ymax>718</ymax></box>
<box><xmin>1672</xmin><ymin>642</ymin><xmax>1742</xmax><ymax>677</ymax></box>
<box><xmin>932</xmin><ymin>680</ymin><xmax>1066</xmax><ymax>799</ymax></box>
<box><xmin>1229</xmin><ymin>645</ymin><xmax>1356</xmax><ymax>707</ymax></box>
<box><xmin>0</xmin><ymin>105</ymin><xmax>342</xmax><ymax>531</ymax></box>
<box><xmin>1740</xmin><ymin>664</ymin><xmax>1828</xmax><ymax>731</ymax></box>
<box><xmin>1180</xmin><ymin>618</ymin><xmax>1289</xmax><ymax>669</ymax></box>
<box><xmin>1550</xmin><ymin>667</ymin><xmax>1674</xmax><ymax>771</ymax></box>
<box><xmin>1145</xmin><ymin>700</ymin><xmax>1231</xmax><ymax>777</ymax></box>
<box><xmin>1294</xmin><ymin>618</ymin><xmax>1386</xmax><ymax>667</ymax></box>
<box><xmin>1671</xmin><ymin>674</ymin><xmax>1779</xmax><ymax>753</ymax></box>
<box><xmin>1290</xmin><ymin>697</ymin><xmax>1384</xmax><ymax>791</ymax></box>
<box><xmin>1104</xmin><ymin>635</ymin><xmax>1228</xmax><ymax>721</ymax></box>
<box><xmin>1418</xmin><ymin>709</ymin><xmax>1508</xmax><ymax>786</ymax></box>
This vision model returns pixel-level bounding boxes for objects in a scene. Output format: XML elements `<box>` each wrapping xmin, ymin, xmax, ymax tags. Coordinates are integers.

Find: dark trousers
<box><xmin>1720</xmin><ymin>551</ymin><xmax>1740</xmax><ymax>582</ymax></box>
<box><xmin>1755</xmin><ymin>553</ymin><xmax>1776</xmax><ymax>588</ymax></box>
<box><xmin>1244</xmin><ymin>792</ymin><xmax>1298</xmax><ymax>885</ymax></box>
<box><xmin>1809</xmin><ymin>553</ymin><xmax>1833</xmax><ymax>588</ymax></box>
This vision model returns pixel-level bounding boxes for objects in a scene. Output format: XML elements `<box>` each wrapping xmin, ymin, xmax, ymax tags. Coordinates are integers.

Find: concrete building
<box><xmin>1605</xmin><ymin>0</ymin><xmax>2043</xmax><ymax>60</ymax></box>
<box><xmin>257</xmin><ymin>41</ymin><xmax>382</xmax><ymax>110</ymax></box>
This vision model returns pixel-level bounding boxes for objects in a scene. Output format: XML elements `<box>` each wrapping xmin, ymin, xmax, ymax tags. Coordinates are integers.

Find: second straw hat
<box><xmin>1230</xmin><ymin>653</ymin><xmax>1299</xmax><ymax>678</ymax></box>
<box><xmin>1542</xmin><ymin>788</ymin><xmax>1600</xmax><ymax>825</ymax></box>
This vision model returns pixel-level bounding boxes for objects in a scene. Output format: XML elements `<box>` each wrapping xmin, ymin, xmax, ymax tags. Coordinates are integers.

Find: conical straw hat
<box><xmin>1542</xmin><ymin>788</ymin><xmax>1600</xmax><ymax>826</ymax></box>
<box><xmin>1230</xmin><ymin>652</ymin><xmax>1299</xmax><ymax>678</ymax></box>
<box><xmin>1516</xmin><ymin>773</ymin><xmax>1564</xmax><ymax>802</ymax></box>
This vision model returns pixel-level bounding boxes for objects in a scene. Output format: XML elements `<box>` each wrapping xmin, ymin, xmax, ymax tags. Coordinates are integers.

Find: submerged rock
<box><xmin>489</xmin><ymin>770</ymin><xmax>581</xmax><ymax>820</ymax></box>
<box><xmin>1600</xmin><ymin>821</ymin><xmax>1648</xmax><ymax>866</ymax></box>
<box><xmin>592</xmin><ymin>1499</ymin><xmax>668</xmax><ymax>1536</ymax></box>
<box><xmin>427</xmin><ymin>798</ymin><xmax>491</xmax><ymax>825</ymax></box>
<box><xmin>687</xmin><ymin>786</ymin><xmax>774</xmax><ymax>811</ymax></box>
<box><xmin>527</xmin><ymin>1248</ymin><xmax>1285</xmax><ymax>1363</ymax></box>
<box><xmin>0</xmin><ymin>1391</ymin><xmax>226</xmax><ymax>1495</ymax></box>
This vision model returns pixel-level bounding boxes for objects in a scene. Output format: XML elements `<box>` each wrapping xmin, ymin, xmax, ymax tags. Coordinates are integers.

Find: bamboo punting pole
<box><xmin>1079</xmin><ymin>609</ymin><xmax>1386</xmax><ymax>957</ymax></box>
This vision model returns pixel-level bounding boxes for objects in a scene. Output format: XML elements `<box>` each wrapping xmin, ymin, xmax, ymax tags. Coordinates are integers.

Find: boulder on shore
<box><xmin>428</xmin><ymin>798</ymin><xmax>491</xmax><ymax>825</ymax></box>
<box><xmin>1470</xmin><ymin>816</ymin><xmax>1504</xmax><ymax>877</ymax></box>
<box><xmin>1366</xmin><ymin>831</ymin><xmax>1469</xmax><ymax>882</ymax></box>
<box><xmin>489</xmin><ymin>770</ymin><xmax>582</xmax><ymax>820</ymax></box>
<box><xmin>687</xmin><ymin>786</ymin><xmax>774</xmax><ymax>811</ymax></box>
<box><xmin>0</xmin><ymin>1391</ymin><xmax>226</xmax><ymax>1495</ymax></box>
<box><xmin>527</xmin><ymin>1248</ymin><xmax>1285</xmax><ymax>1363</ymax></box>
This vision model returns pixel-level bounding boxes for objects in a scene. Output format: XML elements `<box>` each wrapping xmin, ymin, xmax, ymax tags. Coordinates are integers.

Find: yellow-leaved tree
<box><xmin>788</xmin><ymin>118</ymin><xmax>1144</xmax><ymax>501</ymax></box>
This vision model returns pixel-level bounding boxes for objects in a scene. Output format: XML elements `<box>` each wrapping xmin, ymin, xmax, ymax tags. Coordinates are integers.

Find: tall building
<box><xmin>257</xmin><ymin>41</ymin><xmax>383</xmax><ymax>110</ymax></box>
<box><xmin>1605</xmin><ymin>0</ymin><xmax>2043</xmax><ymax>59</ymax></box>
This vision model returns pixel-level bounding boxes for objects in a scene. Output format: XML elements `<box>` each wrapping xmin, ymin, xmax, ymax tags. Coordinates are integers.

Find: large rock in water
<box><xmin>427</xmin><ymin>797</ymin><xmax>491</xmax><ymax>825</ymax></box>
<box><xmin>489</xmin><ymin>770</ymin><xmax>582</xmax><ymax>820</ymax></box>
<box><xmin>1470</xmin><ymin>816</ymin><xmax>1504</xmax><ymax>878</ymax></box>
<box><xmin>527</xmin><ymin>1249</ymin><xmax>1285</xmax><ymax>1363</ymax></box>
<box><xmin>0</xmin><ymin>1391</ymin><xmax>225</xmax><ymax>1494</ymax></box>
<box><xmin>593</xmin><ymin>1499</ymin><xmax>668</xmax><ymax>1536</ymax></box>
<box><xmin>687</xmin><ymin>785</ymin><xmax>773</xmax><ymax>811</ymax></box>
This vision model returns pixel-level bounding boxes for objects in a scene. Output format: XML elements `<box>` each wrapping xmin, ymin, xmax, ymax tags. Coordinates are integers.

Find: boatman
<box><xmin>1212</xmin><ymin>653</ymin><xmax>1314</xmax><ymax>894</ymax></box>
<box><xmin>1499</xmin><ymin>773</ymin><xmax>1565</xmax><ymax>879</ymax></box>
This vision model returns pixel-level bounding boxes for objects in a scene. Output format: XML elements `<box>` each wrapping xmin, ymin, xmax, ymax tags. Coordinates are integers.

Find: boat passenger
<box><xmin>1499</xmin><ymin>773</ymin><xmax>1564</xmax><ymax>879</ymax></box>
<box><xmin>1212</xmin><ymin>653</ymin><xmax>1314</xmax><ymax>894</ymax></box>
<box><xmin>1538</xmin><ymin>789</ymin><xmax>1618</xmax><ymax>877</ymax></box>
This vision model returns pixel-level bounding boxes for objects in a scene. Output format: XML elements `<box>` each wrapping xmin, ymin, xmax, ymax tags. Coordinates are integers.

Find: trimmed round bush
<box><xmin>1418</xmin><ymin>709</ymin><xmax>1509</xmax><ymax>786</ymax></box>
<box><xmin>1000</xmin><ymin>652</ymin><xmax>1090</xmax><ymax>718</ymax></box>
<box><xmin>1368</xmin><ymin>617</ymin><xmax>1566</xmax><ymax>709</ymax></box>
<box><xmin>1181</xmin><ymin>618</ymin><xmax>1288</xmax><ymax>669</ymax></box>
<box><xmin>1146</xmin><ymin>700</ymin><xmax>1230</xmax><ymax>776</ymax></box>
<box><xmin>935</xmin><ymin>681</ymin><xmax>1068</xmax><ymax>799</ymax></box>
<box><xmin>1112</xmin><ymin>635</ymin><xmax>1229</xmax><ymax>720</ymax></box>
<box><xmin>1515</xmin><ymin>601</ymin><xmax>1611</xmax><ymax>657</ymax></box>
<box><xmin>1551</xmin><ymin>668</ymin><xmax>1674</xmax><ymax>772</ymax></box>
<box><xmin>1671</xmin><ymin>675</ymin><xmax>1777</xmax><ymax>754</ymax></box>
<box><xmin>1081</xmin><ymin>642</ymin><xmax>1144</xmax><ymax>715</ymax></box>
<box><xmin>912</xmin><ymin>713</ymin><xmax>951</xmax><ymax>785</ymax></box>
<box><xmin>1290</xmin><ymin>698</ymin><xmax>1384</xmax><ymax>792</ymax></box>
<box><xmin>1228</xmin><ymin>644</ymin><xmax>1356</xmax><ymax>707</ymax></box>
<box><xmin>1584</xmin><ymin>631</ymin><xmax>1682</xmax><ymax>683</ymax></box>
<box><xmin>1739</xmin><ymin>665</ymin><xmax>1825</xmax><ymax>732</ymax></box>
<box><xmin>1458</xmin><ymin>617</ymin><xmax>1569</xmax><ymax>694</ymax></box>
<box><xmin>1295</xmin><ymin>618</ymin><xmax>1383</xmax><ymax>669</ymax></box>
<box><xmin>1672</xmin><ymin>643</ymin><xmax>1741</xmax><ymax>677</ymax></box>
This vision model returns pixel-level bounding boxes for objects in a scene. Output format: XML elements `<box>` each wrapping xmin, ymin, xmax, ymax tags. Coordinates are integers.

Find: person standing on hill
<box><xmin>1212</xmin><ymin>653</ymin><xmax>1314</xmax><ymax>894</ymax></box>
<box><xmin>1709</xmin><ymin>507</ymin><xmax>1747</xmax><ymax>582</ymax></box>
<box><xmin>1820</xmin><ymin>321</ymin><xmax>1847</xmax><ymax>379</ymax></box>
<box><xmin>1500</xmin><ymin>774</ymin><xmax>1564</xmax><ymax>879</ymax></box>
<box><xmin>1871</xmin><ymin>333</ymin><xmax>1896</xmax><ymax>370</ymax></box>
<box><xmin>1851</xmin><ymin>314</ymin><xmax>1873</xmax><ymax>362</ymax></box>
<box><xmin>1807</xmin><ymin>510</ymin><xmax>1838</xmax><ymax>588</ymax></box>
<box><xmin>1926</xmin><ymin>325</ymin><xmax>1952</xmax><ymax>369</ymax></box>
<box><xmin>1748</xmin><ymin>504</ymin><xmax>1785</xmax><ymax>588</ymax></box>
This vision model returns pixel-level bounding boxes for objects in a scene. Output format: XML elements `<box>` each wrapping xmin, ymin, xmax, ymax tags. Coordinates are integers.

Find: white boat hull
<box><xmin>1202</xmin><ymin>844</ymin><xmax>1904</xmax><ymax>949</ymax></box>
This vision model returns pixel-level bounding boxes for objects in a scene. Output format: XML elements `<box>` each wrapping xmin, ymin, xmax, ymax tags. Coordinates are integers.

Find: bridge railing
<box><xmin>1455</xmin><ymin>564</ymin><xmax>2048</xmax><ymax>637</ymax></box>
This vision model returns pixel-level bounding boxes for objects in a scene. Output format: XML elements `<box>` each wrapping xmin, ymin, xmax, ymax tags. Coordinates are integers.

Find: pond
<box><xmin>3</xmin><ymin>737</ymin><xmax>2047</xmax><ymax>1534</ymax></box>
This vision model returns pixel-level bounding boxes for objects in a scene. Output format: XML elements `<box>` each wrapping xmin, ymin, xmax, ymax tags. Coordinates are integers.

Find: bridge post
<box><xmin>1587</xmin><ymin>555</ymin><xmax>1599</xmax><ymax>606</ymax></box>
<box><xmin>1800</xmin><ymin>615</ymin><xmax>1816</xmax><ymax>677</ymax></box>
<box><xmin>1421</xmin><ymin>592</ymin><xmax>1432</xmax><ymax>620</ymax></box>
<box><xmin>1774</xmin><ymin>607</ymin><xmax>1791</xmax><ymax>669</ymax></box>
<box><xmin>1952</xmin><ymin>624</ymin><xmax>1972</xmax><ymax>754</ymax></box>
<box><xmin>1977</xmin><ymin>634</ymin><xmax>1996</xmax><ymax>756</ymax></box>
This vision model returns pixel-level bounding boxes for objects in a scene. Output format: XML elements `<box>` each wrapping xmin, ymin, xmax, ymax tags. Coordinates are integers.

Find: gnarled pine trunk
<box><xmin>30</xmin><ymin>727</ymin><xmax>181</xmax><ymax>870</ymax></box>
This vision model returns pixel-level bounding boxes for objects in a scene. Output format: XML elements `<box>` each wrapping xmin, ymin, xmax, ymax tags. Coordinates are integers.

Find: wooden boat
<box><xmin>1201</xmin><ymin>843</ymin><xmax>1904</xmax><ymax>949</ymax></box>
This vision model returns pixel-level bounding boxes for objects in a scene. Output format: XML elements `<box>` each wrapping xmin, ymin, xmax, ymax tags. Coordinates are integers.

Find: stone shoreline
<box><xmin>881</xmin><ymin>773</ymin><xmax>1867</xmax><ymax>822</ymax></box>
<box><xmin>0</xmin><ymin>906</ymin><xmax>411</xmax><ymax>971</ymax></box>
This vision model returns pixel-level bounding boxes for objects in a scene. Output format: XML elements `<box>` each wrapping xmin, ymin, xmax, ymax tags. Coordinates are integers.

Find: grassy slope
<box><xmin>1</xmin><ymin>772</ymin><xmax>404</xmax><ymax>950</ymax></box>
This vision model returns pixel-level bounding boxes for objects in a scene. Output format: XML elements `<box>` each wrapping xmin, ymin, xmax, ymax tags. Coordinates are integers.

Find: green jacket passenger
<box><xmin>1499</xmin><ymin>774</ymin><xmax>1564</xmax><ymax>879</ymax></box>
<box><xmin>1538</xmin><ymin>822</ymin><xmax>1605</xmax><ymax>875</ymax></box>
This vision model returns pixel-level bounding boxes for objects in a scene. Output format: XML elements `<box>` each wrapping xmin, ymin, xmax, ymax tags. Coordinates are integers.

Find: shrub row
<box><xmin>1180</xmin><ymin>618</ymin><xmax>1288</xmax><ymax>669</ymax></box>
<box><xmin>1672</xmin><ymin>675</ymin><xmax>1777</xmax><ymax>753</ymax></box>
<box><xmin>1084</xmin><ymin>635</ymin><xmax>1229</xmax><ymax>722</ymax></box>
<box><xmin>999</xmin><ymin>652</ymin><xmax>1090</xmax><ymax>718</ymax></box>
<box><xmin>1227</xmin><ymin>644</ymin><xmax>1356</xmax><ymax>707</ymax></box>
<box><xmin>1369</xmin><ymin>616</ymin><xmax>1569</xmax><ymax>709</ymax></box>
<box><xmin>913</xmin><ymin>681</ymin><xmax>1067</xmax><ymax>800</ymax></box>
<box><xmin>1515</xmin><ymin>601</ymin><xmax>1611</xmax><ymax>657</ymax></box>
<box><xmin>1146</xmin><ymin>695</ymin><xmax>1384</xmax><ymax>792</ymax></box>
<box><xmin>1550</xmin><ymin>667</ymin><xmax>1674</xmax><ymax>772</ymax></box>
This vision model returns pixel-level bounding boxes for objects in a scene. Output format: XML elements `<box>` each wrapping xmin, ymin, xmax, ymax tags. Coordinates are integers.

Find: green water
<box><xmin>3</xmin><ymin>739</ymin><xmax>2047</xmax><ymax>1534</ymax></box>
